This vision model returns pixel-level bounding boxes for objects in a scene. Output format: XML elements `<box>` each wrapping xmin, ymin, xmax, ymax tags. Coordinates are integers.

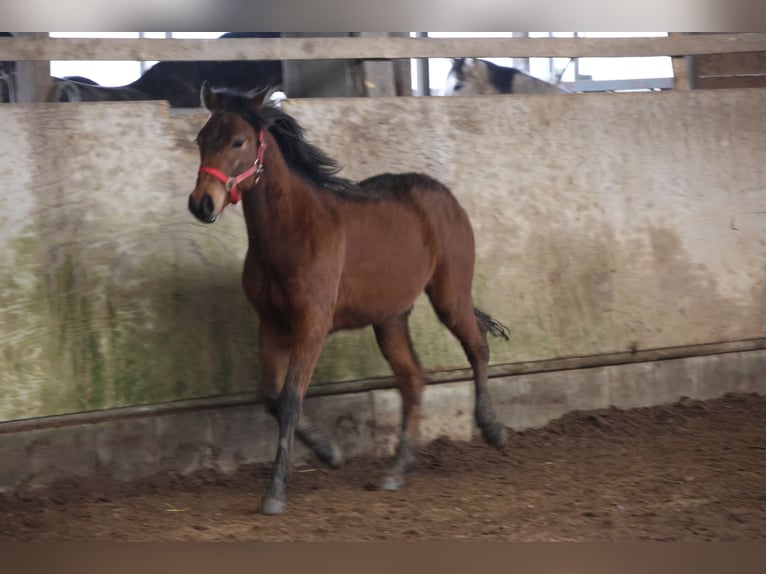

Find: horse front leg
<box><xmin>261</xmin><ymin>328</ymin><xmax>327</xmax><ymax>516</ymax></box>
<box><xmin>259</xmin><ymin>320</ymin><xmax>343</xmax><ymax>469</ymax></box>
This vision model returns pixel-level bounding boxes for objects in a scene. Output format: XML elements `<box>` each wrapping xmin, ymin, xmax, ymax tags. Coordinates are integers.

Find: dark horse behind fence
<box><xmin>188</xmin><ymin>84</ymin><xmax>510</xmax><ymax>515</ymax></box>
<box><xmin>52</xmin><ymin>32</ymin><xmax>283</xmax><ymax>106</ymax></box>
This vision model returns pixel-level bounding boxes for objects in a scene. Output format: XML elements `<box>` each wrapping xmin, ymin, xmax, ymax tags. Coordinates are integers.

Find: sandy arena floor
<box><xmin>1</xmin><ymin>392</ymin><xmax>764</xmax><ymax>541</ymax></box>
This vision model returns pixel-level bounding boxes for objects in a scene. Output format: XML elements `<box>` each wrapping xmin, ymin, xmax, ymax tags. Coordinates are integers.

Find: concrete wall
<box><xmin>1</xmin><ymin>89</ymin><xmax>765</xmax><ymax>423</ymax></box>
<box><xmin>2</xmin><ymin>348</ymin><xmax>764</xmax><ymax>493</ymax></box>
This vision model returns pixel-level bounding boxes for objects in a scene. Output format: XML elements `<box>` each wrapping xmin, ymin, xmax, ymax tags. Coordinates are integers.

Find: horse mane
<box><xmin>211</xmin><ymin>87</ymin><xmax>357</xmax><ymax>195</ymax></box>
<box><xmin>483</xmin><ymin>60</ymin><xmax>518</xmax><ymax>93</ymax></box>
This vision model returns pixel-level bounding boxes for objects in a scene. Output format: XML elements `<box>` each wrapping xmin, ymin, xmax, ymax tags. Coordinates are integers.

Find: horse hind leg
<box><xmin>470</xmin><ymin>306</ymin><xmax>509</xmax><ymax>447</ymax></box>
<box><xmin>426</xmin><ymin>285</ymin><xmax>507</xmax><ymax>449</ymax></box>
<box><xmin>373</xmin><ymin>311</ymin><xmax>426</xmax><ymax>490</ymax></box>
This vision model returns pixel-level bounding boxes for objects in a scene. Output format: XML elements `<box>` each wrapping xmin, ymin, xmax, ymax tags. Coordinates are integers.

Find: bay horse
<box><xmin>188</xmin><ymin>84</ymin><xmax>510</xmax><ymax>515</ymax></box>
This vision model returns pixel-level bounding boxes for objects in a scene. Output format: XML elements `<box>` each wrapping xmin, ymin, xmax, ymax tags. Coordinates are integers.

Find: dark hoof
<box><xmin>318</xmin><ymin>443</ymin><xmax>344</xmax><ymax>469</ymax></box>
<box><xmin>260</xmin><ymin>496</ymin><xmax>286</xmax><ymax>515</ymax></box>
<box><xmin>482</xmin><ymin>422</ymin><xmax>507</xmax><ymax>449</ymax></box>
<box><xmin>380</xmin><ymin>474</ymin><xmax>405</xmax><ymax>491</ymax></box>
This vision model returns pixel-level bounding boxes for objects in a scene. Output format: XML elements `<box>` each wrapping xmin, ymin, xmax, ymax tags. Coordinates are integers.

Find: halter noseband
<box><xmin>198</xmin><ymin>129</ymin><xmax>267</xmax><ymax>204</ymax></box>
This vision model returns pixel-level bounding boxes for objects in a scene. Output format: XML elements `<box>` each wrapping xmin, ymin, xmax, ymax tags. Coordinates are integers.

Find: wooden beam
<box><xmin>2</xmin><ymin>34</ymin><xmax>766</xmax><ymax>63</ymax></box>
<box><xmin>694</xmin><ymin>75</ymin><xmax>766</xmax><ymax>89</ymax></box>
<box><xmin>692</xmin><ymin>49</ymin><xmax>766</xmax><ymax>89</ymax></box>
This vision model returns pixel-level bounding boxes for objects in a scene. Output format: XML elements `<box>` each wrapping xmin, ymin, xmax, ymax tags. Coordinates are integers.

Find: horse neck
<box><xmin>241</xmin><ymin>132</ymin><xmax>319</xmax><ymax>247</ymax></box>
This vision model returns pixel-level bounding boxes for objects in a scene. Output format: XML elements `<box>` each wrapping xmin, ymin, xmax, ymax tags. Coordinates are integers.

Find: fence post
<box><xmin>14</xmin><ymin>33</ymin><xmax>53</xmax><ymax>103</ymax></box>
<box><xmin>282</xmin><ymin>33</ymin><xmax>365</xmax><ymax>97</ymax></box>
<box><xmin>670</xmin><ymin>33</ymin><xmax>691</xmax><ymax>91</ymax></box>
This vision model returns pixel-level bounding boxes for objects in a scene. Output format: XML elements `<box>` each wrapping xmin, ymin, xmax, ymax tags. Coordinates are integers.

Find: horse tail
<box><xmin>473</xmin><ymin>307</ymin><xmax>510</xmax><ymax>341</ymax></box>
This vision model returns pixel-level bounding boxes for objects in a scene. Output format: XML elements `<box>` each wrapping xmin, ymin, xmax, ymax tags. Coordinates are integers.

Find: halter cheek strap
<box><xmin>198</xmin><ymin>129</ymin><xmax>267</xmax><ymax>204</ymax></box>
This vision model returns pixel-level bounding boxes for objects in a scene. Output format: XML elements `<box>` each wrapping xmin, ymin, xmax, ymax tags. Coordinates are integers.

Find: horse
<box><xmin>187</xmin><ymin>83</ymin><xmax>511</xmax><ymax>515</ymax></box>
<box><xmin>50</xmin><ymin>77</ymin><xmax>146</xmax><ymax>103</ymax></box>
<box><xmin>443</xmin><ymin>57</ymin><xmax>568</xmax><ymax>95</ymax></box>
<box><xmin>51</xmin><ymin>32</ymin><xmax>283</xmax><ymax>106</ymax></box>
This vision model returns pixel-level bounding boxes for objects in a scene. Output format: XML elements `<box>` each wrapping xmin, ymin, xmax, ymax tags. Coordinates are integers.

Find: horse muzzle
<box><xmin>188</xmin><ymin>193</ymin><xmax>218</xmax><ymax>223</ymax></box>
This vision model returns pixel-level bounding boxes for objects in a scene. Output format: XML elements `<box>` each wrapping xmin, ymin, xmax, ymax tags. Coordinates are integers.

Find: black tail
<box><xmin>474</xmin><ymin>307</ymin><xmax>510</xmax><ymax>341</ymax></box>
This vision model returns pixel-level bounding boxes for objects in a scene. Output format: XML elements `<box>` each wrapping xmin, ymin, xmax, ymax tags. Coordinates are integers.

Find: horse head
<box><xmin>442</xmin><ymin>58</ymin><xmax>505</xmax><ymax>96</ymax></box>
<box><xmin>188</xmin><ymin>82</ymin><xmax>271</xmax><ymax>223</ymax></box>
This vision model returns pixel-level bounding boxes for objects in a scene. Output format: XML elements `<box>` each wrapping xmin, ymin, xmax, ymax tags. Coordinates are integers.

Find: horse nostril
<box><xmin>200</xmin><ymin>194</ymin><xmax>214</xmax><ymax>218</ymax></box>
<box><xmin>188</xmin><ymin>193</ymin><xmax>214</xmax><ymax>221</ymax></box>
<box><xmin>188</xmin><ymin>194</ymin><xmax>198</xmax><ymax>217</ymax></box>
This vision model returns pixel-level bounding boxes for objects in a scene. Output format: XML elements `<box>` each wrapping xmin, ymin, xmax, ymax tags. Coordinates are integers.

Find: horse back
<box><xmin>327</xmin><ymin>173</ymin><xmax>474</xmax><ymax>330</ymax></box>
<box><xmin>355</xmin><ymin>172</ymin><xmax>475</xmax><ymax>259</ymax></box>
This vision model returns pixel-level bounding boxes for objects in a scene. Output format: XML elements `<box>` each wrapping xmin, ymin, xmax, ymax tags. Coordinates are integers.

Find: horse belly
<box><xmin>333</xmin><ymin>206</ymin><xmax>435</xmax><ymax>329</ymax></box>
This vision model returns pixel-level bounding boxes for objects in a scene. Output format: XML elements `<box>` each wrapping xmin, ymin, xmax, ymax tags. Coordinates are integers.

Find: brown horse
<box><xmin>188</xmin><ymin>84</ymin><xmax>510</xmax><ymax>515</ymax></box>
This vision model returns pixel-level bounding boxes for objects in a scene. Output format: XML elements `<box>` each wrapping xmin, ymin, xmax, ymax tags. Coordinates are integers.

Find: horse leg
<box><xmin>295</xmin><ymin>411</ymin><xmax>343</xmax><ymax>469</ymax></box>
<box><xmin>373</xmin><ymin>312</ymin><xmax>426</xmax><ymax>490</ymax></box>
<box><xmin>261</xmin><ymin>322</ymin><xmax>327</xmax><ymax>515</ymax></box>
<box><xmin>426</xmin><ymin>287</ymin><xmax>507</xmax><ymax>449</ymax></box>
<box><xmin>259</xmin><ymin>321</ymin><xmax>343</xmax><ymax>470</ymax></box>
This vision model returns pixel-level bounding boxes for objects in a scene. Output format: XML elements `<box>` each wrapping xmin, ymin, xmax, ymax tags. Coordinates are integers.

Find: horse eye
<box><xmin>454</xmin><ymin>84</ymin><xmax>463</xmax><ymax>91</ymax></box>
<box><xmin>232</xmin><ymin>139</ymin><xmax>244</xmax><ymax>148</ymax></box>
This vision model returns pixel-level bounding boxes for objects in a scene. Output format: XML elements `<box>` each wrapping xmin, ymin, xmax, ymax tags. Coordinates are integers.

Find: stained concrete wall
<box><xmin>1</xmin><ymin>90</ymin><xmax>765</xmax><ymax>423</ymax></box>
<box><xmin>283</xmin><ymin>91</ymin><xmax>766</xmax><ymax>359</ymax></box>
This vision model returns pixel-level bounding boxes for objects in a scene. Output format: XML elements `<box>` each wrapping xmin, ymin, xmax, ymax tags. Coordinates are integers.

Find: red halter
<box><xmin>198</xmin><ymin>129</ymin><xmax>267</xmax><ymax>204</ymax></box>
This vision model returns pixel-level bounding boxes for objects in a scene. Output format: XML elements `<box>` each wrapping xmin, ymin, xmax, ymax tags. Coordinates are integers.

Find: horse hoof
<box><xmin>327</xmin><ymin>444</ymin><xmax>346</xmax><ymax>468</ymax></box>
<box><xmin>321</xmin><ymin>443</ymin><xmax>344</xmax><ymax>469</ymax></box>
<box><xmin>315</xmin><ymin>442</ymin><xmax>344</xmax><ymax>469</ymax></box>
<box><xmin>380</xmin><ymin>474</ymin><xmax>405</xmax><ymax>491</ymax></box>
<box><xmin>482</xmin><ymin>423</ymin><xmax>507</xmax><ymax>449</ymax></box>
<box><xmin>260</xmin><ymin>496</ymin><xmax>286</xmax><ymax>515</ymax></box>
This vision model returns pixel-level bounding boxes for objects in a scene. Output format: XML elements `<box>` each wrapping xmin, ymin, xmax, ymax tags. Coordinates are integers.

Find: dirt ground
<box><xmin>0</xmin><ymin>392</ymin><xmax>764</xmax><ymax>541</ymax></box>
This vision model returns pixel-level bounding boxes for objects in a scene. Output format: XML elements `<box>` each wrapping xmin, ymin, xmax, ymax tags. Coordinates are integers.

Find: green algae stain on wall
<box><xmin>0</xmin><ymin>103</ymin><xmax>268</xmax><ymax>421</ymax></box>
<box><xmin>0</xmin><ymin>231</ymin><xmax>53</xmax><ymax>421</ymax></box>
<box><xmin>21</xmin><ymin>227</ymin><xmax>268</xmax><ymax>419</ymax></box>
<box><xmin>38</xmin><ymin>229</ymin><xmax>265</xmax><ymax>416</ymax></box>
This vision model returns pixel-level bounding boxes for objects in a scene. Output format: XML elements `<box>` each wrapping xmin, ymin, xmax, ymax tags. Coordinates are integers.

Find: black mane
<box><xmin>211</xmin><ymin>88</ymin><xmax>358</xmax><ymax>196</ymax></box>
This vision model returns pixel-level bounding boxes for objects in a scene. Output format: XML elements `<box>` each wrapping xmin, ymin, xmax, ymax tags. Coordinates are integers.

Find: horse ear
<box><xmin>200</xmin><ymin>81</ymin><xmax>219</xmax><ymax>111</ymax></box>
<box><xmin>249</xmin><ymin>86</ymin><xmax>271</xmax><ymax>108</ymax></box>
<box><xmin>451</xmin><ymin>58</ymin><xmax>466</xmax><ymax>71</ymax></box>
